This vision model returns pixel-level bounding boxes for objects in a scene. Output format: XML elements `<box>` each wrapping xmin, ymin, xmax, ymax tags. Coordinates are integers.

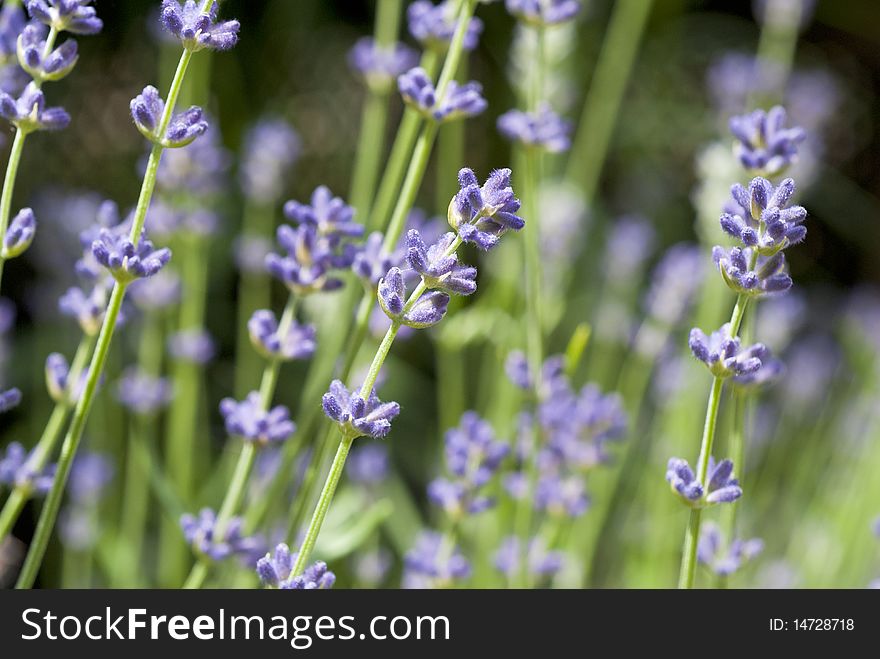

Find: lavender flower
<box><xmin>219</xmin><ymin>391</ymin><xmax>296</xmax><ymax>446</ymax></box>
<box><xmin>128</xmin><ymin>270</ymin><xmax>181</xmax><ymax>311</ymax></box>
<box><xmin>0</xmin><ymin>386</ymin><xmax>21</xmax><ymax>412</ymax></box>
<box><xmin>698</xmin><ymin>522</ymin><xmax>764</xmax><ymax>576</ymax></box>
<box><xmin>403</xmin><ymin>531</ymin><xmax>471</xmax><ymax>588</ymax></box>
<box><xmin>407</xmin><ymin>0</ymin><xmax>483</xmax><ymax>52</ymax></box>
<box><xmin>689</xmin><ymin>323</ymin><xmax>768</xmax><ymax>378</ymax></box>
<box><xmin>505</xmin><ymin>0</ymin><xmax>582</xmax><ymax>26</ymax></box>
<box><xmin>45</xmin><ymin>352</ymin><xmax>89</xmax><ymax>404</ymax></box>
<box><xmin>66</xmin><ymin>452</ymin><xmax>113</xmax><ymax>504</ymax></box>
<box><xmin>160</xmin><ymin>0</ymin><xmax>239</xmax><ymax>52</ymax></box>
<box><xmin>247</xmin><ymin>310</ymin><xmax>316</xmax><ymax>362</ymax></box>
<box><xmin>398</xmin><ymin>68</ymin><xmax>487</xmax><ymax>122</ymax></box>
<box><xmin>130</xmin><ymin>85</ymin><xmax>208</xmax><ymax>148</ymax></box>
<box><xmin>497</xmin><ymin>105</ymin><xmax>573</xmax><ymax>152</ymax></box>
<box><xmin>713</xmin><ymin>246</ymin><xmax>792</xmax><ymax>297</ymax></box>
<box><xmin>321</xmin><ymin>380</ymin><xmax>400</xmax><ymax>439</ymax></box>
<box><xmin>0</xmin><ymin>5</ymin><xmax>25</xmax><ymax>64</ymax></box>
<box><xmin>256</xmin><ymin>544</ymin><xmax>336</xmax><ymax>589</ymax></box>
<box><xmin>732</xmin><ymin>351</ymin><xmax>785</xmax><ymax>390</ymax></box>
<box><xmin>0</xmin><ymin>442</ymin><xmax>56</xmax><ymax>494</ymax></box>
<box><xmin>428</xmin><ymin>412</ymin><xmax>509</xmax><ymax>517</ymax></box>
<box><xmin>240</xmin><ymin>118</ymin><xmax>300</xmax><ymax>204</ymax></box>
<box><xmin>352</xmin><ymin>232</ymin><xmax>403</xmax><ymax>286</ymax></box>
<box><xmin>349</xmin><ymin>37</ymin><xmax>418</xmax><ymax>93</ymax></box>
<box><xmin>494</xmin><ymin>536</ymin><xmax>565</xmax><ymax>580</ymax></box>
<box><xmin>115</xmin><ymin>368</ymin><xmax>174</xmax><ymax>415</ymax></box>
<box><xmin>347</xmin><ymin>443</ymin><xmax>390</xmax><ymax>485</ymax></box>
<box><xmin>91</xmin><ymin>228</ymin><xmax>171</xmax><ymax>283</ymax></box>
<box><xmin>180</xmin><ymin>508</ymin><xmax>261</xmax><ymax>561</ymax></box>
<box><xmin>2</xmin><ymin>207</ymin><xmax>36</xmax><ymax>259</ymax></box>
<box><xmin>0</xmin><ymin>81</ymin><xmax>69</xmax><ymax>131</ymax></box>
<box><xmin>505</xmin><ymin>350</ymin><xmax>532</xmax><ymax>390</ymax></box>
<box><xmin>155</xmin><ymin>121</ymin><xmax>230</xmax><ymax>195</ymax></box>
<box><xmin>448</xmin><ymin>168</ymin><xmax>525</xmax><ymax>250</ymax></box>
<box><xmin>266</xmin><ymin>224</ymin><xmax>351</xmax><ymax>295</ymax></box>
<box><xmin>378</xmin><ymin>266</ymin><xmax>450</xmax><ymax>328</ymax></box>
<box><xmin>26</xmin><ymin>0</ymin><xmax>103</xmax><ymax>35</ymax></box>
<box><xmin>642</xmin><ymin>243</ymin><xmax>705</xmax><ymax>328</ymax></box>
<box><xmin>16</xmin><ymin>23</ymin><xmax>78</xmax><ymax>82</ymax></box>
<box><xmin>535</xmin><ymin>473</ymin><xmax>589</xmax><ymax>517</ymax></box>
<box><xmin>283</xmin><ymin>186</ymin><xmax>362</xmax><ymax>240</ymax></box>
<box><xmin>721</xmin><ymin>177</ymin><xmax>807</xmax><ymax>256</ymax></box>
<box><xmin>729</xmin><ymin>106</ymin><xmax>806</xmax><ymax>176</ymax></box>
<box><xmin>407</xmin><ymin>230</ymin><xmax>476</xmax><ymax>295</ymax></box>
<box><xmin>603</xmin><ymin>215</ymin><xmax>656</xmax><ymax>283</ymax></box>
<box><xmin>666</xmin><ymin>457</ymin><xmax>743</xmax><ymax>507</ymax></box>
<box><xmin>58</xmin><ymin>284</ymin><xmax>111</xmax><ymax>335</ymax></box>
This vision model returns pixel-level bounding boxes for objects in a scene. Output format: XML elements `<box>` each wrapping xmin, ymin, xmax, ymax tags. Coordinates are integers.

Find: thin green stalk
<box><xmin>14</xmin><ymin>45</ymin><xmax>198</xmax><ymax>590</ymax></box>
<box><xmin>115</xmin><ymin>416</ymin><xmax>152</xmax><ymax>588</ymax></box>
<box><xmin>749</xmin><ymin>0</ymin><xmax>803</xmax><ymax>109</ymax></box>
<box><xmin>564</xmin><ymin>0</ymin><xmax>654</xmax><ymax>201</ymax></box>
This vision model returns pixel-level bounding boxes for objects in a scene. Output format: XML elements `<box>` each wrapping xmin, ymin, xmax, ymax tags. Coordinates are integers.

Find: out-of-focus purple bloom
<box><xmin>398</xmin><ymin>67</ymin><xmax>487</xmax><ymax>122</ymax></box>
<box><xmin>428</xmin><ymin>412</ymin><xmax>508</xmax><ymax>517</ymax></box>
<box><xmin>0</xmin><ymin>80</ymin><xmax>69</xmax><ymax>131</ymax></box>
<box><xmin>168</xmin><ymin>329</ymin><xmax>215</xmax><ymax>364</ymax></box>
<box><xmin>698</xmin><ymin>521</ymin><xmax>764</xmax><ymax>576</ymax></box>
<box><xmin>155</xmin><ymin>122</ymin><xmax>231</xmax><ymax>195</ymax></box>
<box><xmin>180</xmin><ymin>508</ymin><xmax>261</xmax><ymax>561</ymax></box>
<box><xmin>721</xmin><ymin>177</ymin><xmax>807</xmax><ymax>256</ymax></box>
<box><xmin>689</xmin><ymin>323</ymin><xmax>768</xmax><ymax>378</ymax></box>
<box><xmin>378</xmin><ymin>266</ymin><xmax>450</xmax><ymax>328</ymax></box>
<box><xmin>352</xmin><ymin>549</ymin><xmax>392</xmax><ymax>586</ymax></box>
<box><xmin>349</xmin><ymin>37</ymin><xmax>418</xmax><ymax>93</ymax></box>
<box><xmin>234</xmin><ymin>235</ymin><xmax>273</xmax><ymax>274</ymax></box>
<box><xmin>505</xmin><ymin>0</ymin><xmax>582</xmax><ymax>26</ymax></box>
<box><xmin>666</xmin><ymin>457</ymin><xmax>743</xmax><ymax>507</ymax></box>
<box><xmin>0</xmin><ymin>441</ymin><xmax>56</xmax><ymax>494</ymax></box>
<box><xmin>406</xmin><ymin>229</ymin><xmax>476</xmax><ymax>295</ymax></box>
<box><xmin>352</xmin><ymin>231</ymin><xmax>403</xmax><ymax>286</ymax></box>
<box><xmin>147</xmin><ymin>204</ymin><xmax>218</xmax><ymax>239</ymax></box>
<box><xmin>26</xmin><ymin>0</ymin><xmax>103</xmax><ymax>35</ymax></box>
<box><xmin>220</xmin><ymin>391</ymin><xmax>296</xmax><ymax>446</ymax></box>
<box><xmin>535</xmin><ymin>473</ymin><xmax>589</xmax><ymax>517</ymax></box>
<box><xmin>732</xmin><ymin>350</ymin><xmax>785</xmax><ymax>390</ymax></box>
<box><xmin>713</xmin><ymin>246</ymin><xmax>792</xmax><ymax>297</ymax></box>
<box><xmin>322</xmin><ymin>380</ymin><xmax>400</xmax><ymax>440</ymax></box>
<box><xmin>266</xmin><ymin>224</ymin><xmax>352</xmax><ymax>295</ymax></box>
<box><xmin>0</xmin><ymin>297</ymin><xmax>14</xmax><ymax>333</ymax></box>
<box><xmin>0</xmin><ymin>5</ymin><xmax>25</xmax><ymax>63</ymax></box>
<box><xmin>59</xmin><ymin>284</ymin><xmax>114</xmax><ymax>335</ymax></box>
<box><xmin>160</xmin><ymin>0</ymin><xmax>239</xmax><ymax>52</ymax></box>
<box><xmin>91</xmin><ymin>228</ymin><xmax>171</xmax><ymax>283</ymax></box>
<box><xmin>0</xmin><ymin>386</ymin><xmax>21</xmax><ymax>412</ymax></box>
<box><xmin>449</xmin><ymin>168</ymin><xmax>524</xmax><ymax>250</ymax></box>
<box><xmin>505</xmin><ymin>350</ymin><xmax>532</xmax><ymax>390</ymax></box>
<box><xmin>497</xmin><ymin>105</ymin><xmax>573</xmax><ymax>153</ymax></box>
<box><xmin>240</xmin><ymin>118</ymin><xmax>300</xmax><ymax>204</ymax></box>
<box><xmin>346</xmin><ymin>443</ymin><xmax>390</xmax><ymax>485</ymax></box>
<box><xmin>2</xmin><ymin>207</ymin><xmax>36</xmax><ymax>259</ymax></box>
<box><xmin>407</xmin><ymin>0</ymin><xmax>483</xmax><ymax>52</ymax></box>
<box><xmin>248</xmin><ymin>309</ymin><xmax>316</xmax><ymax>362</ymax></box>
<box><xmin>494</xmin><ymin>536</ymin><xmax>565</xmax><ymax>580</ymax></box>
<box><xmin>256</xmin><ymin>543</ymin><xmax>336</xmax><ymax>589</ymax></box>
<box><xmin>67</xmin><ymin>452</ymin><xmax>113</xmax><ymax>504</ymax></box>
<box><xmin>603</xmin><ymin>215</ymin><xmax>655</xmax><ymax>284</ymax></box>
<box><xmin>128</xmin><ymin>270</ymin><xmax>181</xmax><ymax>311</ymax></box>
<box><xmin>16</xmin><ymin>23</ymin><xmax>78</xmax><ymax>82</ymax></box>
<box><xmin>403</xmin><ymin>531</ymin><xmax>471</xmax><ymax>588</ymax></box>
<box><xmin>729</xmin><ymin>107</ymin><xmax>806</xmax><ymax>177</ymax></box>
<box><xmin>45</xmin><ymin>352</ymin><xmax>92</xmax><ymax>404</ymax></box>
<box><xmin>115</xmin><ymin>368</ymin><xmax>173</xmax><ymax>415</ymax></box>
<box><xmin>284</xmin><ymin>186</ymin><xmax>362</xmax><ymax>240</ymax></box>
<box><xmin>130</xmin><ymin>85</ymin><xmax>208</xmax><ymax>148</ymax></box>
<box><xmin>642</xmin><ymin>243</ymin><xmax>705</xmax><ymax>328</ymax></box>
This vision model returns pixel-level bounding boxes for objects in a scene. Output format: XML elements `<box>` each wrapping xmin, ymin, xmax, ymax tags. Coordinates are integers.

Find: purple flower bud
<box><xmin>722</xmin><ymin>176</ymin><xmax>807</xmax><ymax>256</ymax></box>
<box><xmin>666</xmin><ymin>457</ymin><xmax>742</xmax><ymax>507</ymax></box>
<box><xmin>130</xmin><ymin>85</ymin><xmax>208</xmax><ymax>148</ymax></box>
<box><xmin>247</xmin><ymin>309</ymin><xmax>316</xmax><ymax>362</ymax></box>
<box><xmin>180</xmin><ymin>507</ymin><xmax>261</xmax><ymax>562</ymax></box>
<box><xmin>321</xmin><ymin>379</ymin><xmax>400</xmax><ymax>439</ymax></box>
<box><xmin>407</xmin><ymin>0</ymin><xmax>483</xmax><ymax>52</ymax></box>
<box><xmin>398</xmin><ymin>67</ymin><xmax>487</xmax><ymax>123</ymax></box>
<box><xmin>281</xmin><ymin>560</ymin><xmax>336</xmax><ymax>590</ymax></box>
<box><xmin>284</xmin><ymin>185</ymin><xmax>362</xmax><ymax>240</ymax></box>
<box><xmin>497</xmin><ymin>104</ymin><xmax>573</xmax><ymax>153</ymax></box>
<box><xmin>2</xmin><ymin>207</ymin><xmax>36</xmax><ymax>258</ymax></box>
<box><xmin>0</xmin><ymin>80</ymin><xmax>69</xmax><ymax>131</ymax></box>
<box><xmin>349</xmin><ymin>37</ymin><xmax>418</xmax><ymax>93</ymax></box>
<box><xmin>449</xmin><ymin>168</ymin><xmax>524</xmax><ymax>250</ymax></box>
<box><xmin>406</xmin><ymin>229</ymin><xmax>477</xmax><ymax>295</ymax></box>
<box><xmin>535</xmin><ymin>473</ymin><xmax>590</xmax><ymax>517</ymax></box>
<box><xmin>26</xmin><ymin>1</ymin><xmax>103</xmax><ymax>35</ymax></box>
<box><xmin>115</xmin><ymin>367</ymin><xmax>174</xmax><ymax>415</ymax></box>
<box><xmin>352</xmin><ymin>231</ymin><xmax>404</xmax><ymax>285</ymax></box>
<box><xmin>0</xmin><ymin>441</ymin><xmax>56</xmax><ymax>495</ymax></box>
<box><xmin>16</xmin><ymin>23</ymin><xmax>79</xmax><ymax>82</ymax></box>
<box><xmin>506</xmin><ymin>0</ymin><xmax>582</xmax><ymax>26</ymax></box>
<box><xmin>0</xmin><ymin>386</ymin><xmax>21</xmax><ymax>413</ymax></box>
<box><xmin>494</xmin><ymin>536</ymin><xmax>565</xmax><ymax>580</ymax></box>
<box><xmin>689</xmin><ymin>323</ymin><xmax>768</xmax><ymax>379</ymax></box>
<box><xmin>698</xmin><ymin>521</ymin><xmax>763</xmax><ymax>577</ymax></box>
<box><xmin>91</xmin><ymin>228</ymin><xmax>171</xmax><ymax>283</ymax></box>
<box><xmin>219</xmin><ymin>391</ymin><xmax>296</xmax><ymax>446</ymax></box>
<box><xmin>729</xmin><ymin>106</ymin><xmax>806</xmax><ymax>177</ymax></box>
<box><xmin>160</xmin><ymin>0</ymin><xmax>239</xmax><ymax>52</ymax></box>
<box><xmin>45</xmin><ymin>352</ymin><xmax>94</xmax><ymax>404</ymax></box>
<box><xmin>505</xmin><ymin>350</ymin><xmax>532</xmax><ymax>390</ymax></box>
<box><xmin>403</xmin><ymin>531</ymin><xmax>471</xmax><ymax>588</ymax></box>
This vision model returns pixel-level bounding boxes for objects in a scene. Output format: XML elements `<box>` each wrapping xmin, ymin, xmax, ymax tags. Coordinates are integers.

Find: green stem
<box><xmin>749</xmin><ymin>0</ymin><xmax>803</xmax><ymax>109</ymax></box>
<box><xmin>14</xmin><ymin>45</ymin><xmax>197</xmax><ymax>589</ymax></box>
<box><xmin>564</xmin><ymin>0</ymin><xmax>654</xmax><ymax>201</ymax></box>
<box><xmin>0</xmin><ymin>128</ymin><xmax>27</xmax><ymax>289</ymax></box>
<box><xmin>115</xmin><ymin>416</ymin><xmax>152</xmax><ymax>588</ymax></box>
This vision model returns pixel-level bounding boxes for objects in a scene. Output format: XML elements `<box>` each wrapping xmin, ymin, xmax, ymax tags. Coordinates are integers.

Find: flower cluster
<box><xmin>160</xmin><ymin>0</ymin><xmax>240</xmax><ymax>52</ymax></box>
<box><xmin>26</xmin><ymin>1</ymin><xmax>102</xmax><ymax>35</ymax></box>
<box><xmin>398</xmin><ymin>67</ymin><xmax>487</xmax><ymax>122</ymax></box>
<box><xmin>59</xmin><ymin>452</ymin><xmax>114</xmax><ymax>551</ymax></box>
<box><xmin>0</xmin><ymin>81</ymin><xmax>69</xmax><ymax>132</ymax></box>
<box><xmin>697</xmin><ymin>522</ymin><xmax>764</xmax><ymax>577</ymax></box>
<box><xmin>59</xmin><ymin>285</ymin><xmax>112</xmax><ymax>336</ymax></box>
<box><xmin>45</xmin><ymin>352</ymin><xmax>89</xmax><ymax>404</ymax></box>
<box><xmin>0</xmin><ymin>386</ymin><xmax>21</xmax><ymax>412</ymax></box>
<box><xmin>322</xmin><ymin>380</ymin><xmax>400</xmax><ymax>440</ymax></box>
<box><xmin>168</xmin><ymin>329</ymin><xmax>215</xmax><ymax>364</ymax></box>
<box><xmin>130</xmin><ymin>85</ymin><xmax>208</xmax><ymax>148</ymax></box>
<box><xmin>352</xmin><ymin>232</ymin><xmax>404</xmax><ymax>287</ymax></box>
<box><xmin>428</xmin><ymin>412</ymin><xmax>509</xmax><ymax>518</ymax></box>
<box><xmin>729</xmin><ymin>106</ymin><xmax>806</xmax><ymax>177</ymax></box>
<box><xmin>349</xmin><ymin>37</ymin><xmax>418</xmax><ymax>93</ymax></box>
<box><xmin>0</xmin><ymin>442</ymin><xmax>56</xmax><ymax>494</ymax></box>
<box><xmin>688</xmin><ymin>323</ymin><xmax>768</xmax><ymax>379</ymax></box>
<box><xmin>497</xmin><ymin>105</ymin><xmax>573</xmax><ymax>153</ymax></box>
<box><xmin>346</xmin><ymin>443</ymin><xmax>390</xmax><ymax>486</ymax></box>
<box><xmin>2</xmin><ymin>207</ymin><xmax>36</xmax><ymax>259</ymax></box>
<box><xmin>721</xmin><ymin>177</ymin><xmax>807</xmax><ymax>255</ymax></box>
<box><xmin>407</xmin><ymin>0</ymin><xmax>483</xmax><ymax>52</ymax></box>
<box><xmin>379</xmin><ymin>267</ymin><xmax>449</xmax><ymax>329</ymax></box>
<box><xmin>90</xmin><ymin>228</ymin><xmax>171</xmax><ymax>284</ymax></box>
<box><xmin>505</xmin><ymin>0</ymin><xmax>582</xmax><ymax>26</ymax></box>
<box><xmin>402</xmin><ymin>531</ymin><xmax>471</xmax><ymax>588</ymax></box>
<box><xmin>17</xmin><ymin>23</ymin><xmax>78</xmax><ymax>83</ymax></box>
<box><xmin>248</xmin><ymin>310</ymin><xmax>316</xmax><ymax>362</ymax></box>
<box><xmin>494</xmin><ymin>536</ymin><xmax>564</xmax><ymax>582</ymax></box>
<box><xmin>220</xmin><ymin>392</ymin><xmax>296</xmax><ymax>446</ymax></box>
<box><xmin>115</xmin><ymin>368</ymin><xmax>174</xmax><ymax>416</ymax></box>
<box><xmin>448</xmin><ymin>168</ymin><xmax>525</xmax><ymax>250</ymax></box>
<box><xmin>266</xmin><ymin>186</ymin><xmax>362</xmax><ymax>295</ymax></box>
<box><xmin>239</xmin><ymin>118</ymin><xmax>300</xmax><ymax>204</ymax></box>
<box><xmin>180</xmin><ymin>508</ymin><xmax>261</xmax><ymax>561</ymax></box>
<box><xmin>666</xmin><ymin>457</ymin><xmax>742</xmax><ymax>507</ymax></box>
<box><xmin>256</xmin><ymin>543</ymin><xmax>336</xmax><ymax>589</ymax></box>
